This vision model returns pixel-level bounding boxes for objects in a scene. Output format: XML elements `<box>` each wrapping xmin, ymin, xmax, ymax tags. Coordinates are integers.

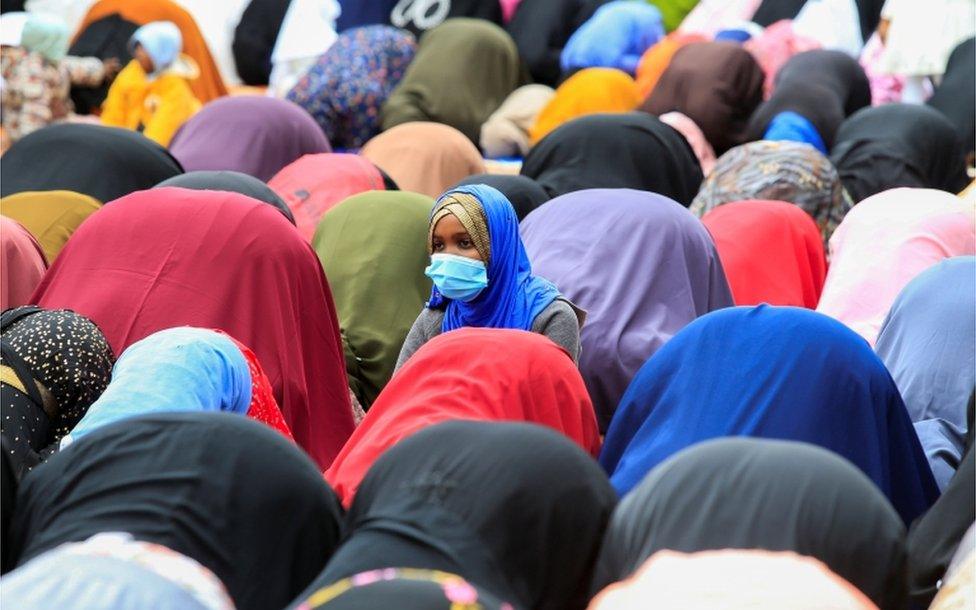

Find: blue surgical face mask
<box><xmin>425</xmin><ymin>253</ymin><xmax>488</xmax><ymax>302</ymax></box>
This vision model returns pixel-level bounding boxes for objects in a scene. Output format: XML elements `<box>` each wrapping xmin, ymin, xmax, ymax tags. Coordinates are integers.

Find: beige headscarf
<box><xmin>361</xmin><ymin>122</ymin><xmax>485</xmax><ymax>199</ymax></box>
<box><xmin>479</xmin><ymin>84</ymin><xmax>555</xmax><ymax>158</ymax></box>
<box><xmin>428</xmin><ymin>192</ymin><xmax>490</xmax><ymax>263</ymax></box>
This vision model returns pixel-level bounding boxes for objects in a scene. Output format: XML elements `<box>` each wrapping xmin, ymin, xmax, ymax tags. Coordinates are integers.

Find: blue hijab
<box><xmin>600</xmin><ymin>304</ymin><xmax>939</xmax><ymax>525</ymax></box>
<box><xmin>763</xmin><ymin>111</ymin><xmax>828</xmax><ymax>154</ymax></box>
<box><xmin>559</xmin><ymin>1</ymin><xmax>664</xmax><ymax>74</ymax></box>
<box><xmin>65</xmin><ymin>327</ymin><xmax>251</xmax><ymax>442</ymax></box>
<box><xmin>428</xmin><ymin>184</ymin><xmax>561</xmax><ymax>333</ymax></box>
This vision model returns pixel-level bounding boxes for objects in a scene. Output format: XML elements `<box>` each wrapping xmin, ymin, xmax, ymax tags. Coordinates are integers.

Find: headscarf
<box><xmin>1</xmin><ymin>217</ymin><xmax>46</xmax><ymax>311</ymax></box>
<box><xmin>231</xmin><ymin>0</ymin><xmax>291</xmax><ymax>85</ymax></box>
<box><xmin>743</xmin><ymin>19</ymin><xmax>821</xmax><ymax>97</ymax></box>
<box><xmin>155</xmin><ymin>170</ymin><xmax>294</xmax><ymax>224</ymax></box>
<box><xmin>75</xmin><ymin>0</ymin><xmax>227</xmax><ymax>102</ymax></box>
<box><xmin>559</xmin><ymin>1</ymin><xmax>665</xmax><ymax>74</ymax></box>
<box><xmin>29</xmin><ymin>189</ymin><xmax>355</xmax><ymax>469</ymax></box>
<box><xmin>455</xmin><ymin>174</ymin><xmax>549</xmax><ymax>220</ymax></box>
<box><xmin>19</xmin><ymin>12</ymin><xmax>68</xmax><ymax>62</ymax></box>
<box><xmin>2</xmin><ymin>533</ymin><xmax>234</xmax><ymax>610</ymax></box>
<box><xmin>589</xmin><ymin>550</ymin><xmax>879</xmax><ymax>610</ymax></box>
<box><xmin>268</xmin><ymin>154</ymin><xmax>387</xmax><ymax>241</ymax></box>
<box><xmin>702</xmin><ymin>200</ymin><xmax>826</xmax><ymax>307</ymax></box>
<box><xmin>521</xmin><ymin>113</ymin><xmax>703</xmax><ymax>202</ymax></box>
<box><xmin>504</xmin><ymin>0</ymin><xmax>603</xmax><ymax>85</ymax></box>
<box><xmin>909</xmin><ymin>445</ymin><xmax>975</xmax><ymax>607</ymax></box>
<box><xmin>634</xmin><ymin>32</ymin><xmax>706</xmax><ymax>98</ymax></box>
<box><xmin>313</xmin><ymin>421</ymin><xmax>614</xmax><ymax>610</ymax></box>
<box><xmin>521</xmin><ymin>189</ymin><xmax>732</xmax><ymax>430</ymax></box>
<box><xmin>747</xmin><ymin>50</ymin><xmax>871</xmax><ymax>151</ymax></box>
<box><xmin>599</xmin><ymin>305</ymin><xmax>939</xmax><ymax>525</ymax></box>
<box><xmin>427</xmin><ymin>185</ymin><xmax>561</xmax><ymax>333</ymax></box>
<box><xmin>817</xmin><ymin>188</ymin><xmax>976</xmax><ymax>347</ymax></box>
<box><xmin>9</xmin><ymin>412</ymin><xmax>344</xmax><ymax>610</ymax></box>
<box><xmin>875</xmin><ymin>257</ymin><xmax>975</xmax><ymax>486</ymax></box>
<box><xmin>129</xmin><ymin>20</ymin><xmax>180</xmax><ymax>75</ymax></box>
<box><xmin>1</xmin><ymin>307</ymin><xmax>113</xmax><ymax>478</ymax></box>
<box><xmin>218</xmin><ymin>331</ymin><xmax>294</xmax><ymax>440</ymax></box>
<box><xmin>658</xmin><ymin>111</ymin><xmax>716</xmax><ymax>176</ymax></box>
<box><xmin>313</xmin><ymin>191</ymin><xmax>434</xmax><ymax>408</ymax></box>
<box><xmin>928</xmin><ymin>38</ymin><xmax>975</xmax><ymax>160</ymax></box>
<box><xmin>932</xmin><ymin>548</ymin><xmax>976</xmax><ymax>610</ymax></box>
<box><xmin>480</xmin><ymin>84</ymin><xmax>555</xmax><ymax>157</ymax></box>
<box><xmin>325</xmin><ymin>328</ymin><xmax>600</xmax><ymax>503</ymax></box>
<box><xmin>529</xmin><ymin>68</ymin><xmax>640</xmax><ymax>144</ymax></box>
<box><xmin>169</xmin><ymin>96</ymin><xmax>331</xmax><ymax>182</ymax></box>
<box><xmin>593</xmin><ymin>438</ymin><xmax>908</xmax><ymax>610</ymax></box>
<box><xmin>63</xmin><ymin>328</ymin><xmax>251</xmax><ymax>444</ymax></box>
<box><xmin>690</xmin><ymin>140</ymin><xmax>852</xmax><ymax>243</ymax></box>
<box><xmin>361</xmin><ymin>122</ymin><xmax>485</xmax><ymax>198</ymax></box>
<box><xmin>287</xmin><ymin>26</ymin><xmax>417</xmax><ymax>150</ymax></box>
<box><xmin>830</xmin><ymin>104</ymin><xmax>970</xmax><ymax>203</ymax></box>
<box><xmin>294</xmin><ymin>569</ymin><xmax>511</xmax><ymax>610</ymax></box>
<box><xmin>0</xmin><ymin>124</ymin><xmax>183</xmax><ymax>203</ymax></box>
<box><xmin>0</xmin><ymin>191</ymin><xmax>100</xmax><ymax>264</ymax></box>
<box><xmin>381</xmin><ymin>19</ymin><xmax>522</xmax><ymax>145</ymax></box>
<box><xmin>641</xmin><ymin>41</ymin><xmax>765</xmax><ymax>154</ymax></box>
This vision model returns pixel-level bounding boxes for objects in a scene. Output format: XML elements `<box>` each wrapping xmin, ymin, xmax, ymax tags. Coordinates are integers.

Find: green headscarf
<box><xmin>20</xmin><ymin>13</ymin><xmax>69</xmax><ymax>63</ymax></box>
<box><xmin>313</xmin><ymin>190</ymin><xmax>434</xmax><ymax>408</ymax></box>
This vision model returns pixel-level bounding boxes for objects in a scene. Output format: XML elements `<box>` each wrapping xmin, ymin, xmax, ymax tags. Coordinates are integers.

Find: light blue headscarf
<box><xmin>560</xmin><ymin>1</ymin><xmax>665</xmax><ymax>74</ymax></box>
<box><xmin>65</xmin><ymin>327</ymin><xmax>251</xmax><ymax>443</ymax></box>
<box><xmin>763</xmin><ymin>111</ymin><xmax>828</xmax><ymax>154</ymax></box>
<box><xmin>427</xmin><ymin>184</ymin><xmax>561</xmax><ymax>333</ymax></box>
<box><xmin>20</xmin><ymin>13</ymin><xmax>69</xmax><ymax>62</ymax></box>
<box><xmin>130</xmin><ymin>21</ymin><xmax>182</xmax><ymax>75</ymax></box>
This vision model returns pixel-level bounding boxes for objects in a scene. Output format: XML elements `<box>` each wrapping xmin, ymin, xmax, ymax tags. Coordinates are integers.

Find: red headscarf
<box><xmin>702</xmin><ymin>199</ymin><xmax>827</xmax><ymax>308</ymax></box>
<box><xmin>217</xmin><ymin>331</ymin><xmax>295</xmax><ymax>441</ymax></box>
<box><xmin>30</xmin><ymin>188</ymin><xmax>354</xmax><ymax>468</ymax></box>
<box><xmin>268</xmin><ymin>153</ymin><xmax>386</xmax><ymax>241</ymax></box>
<box><xmin>325</xmin><ymin>328</ymin><xmax>601</xmax><ymax>506</ymax></box>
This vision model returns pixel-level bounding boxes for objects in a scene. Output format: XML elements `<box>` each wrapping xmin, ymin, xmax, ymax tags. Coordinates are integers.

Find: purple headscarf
<box><xmin>169</xmin><ymin>96</ymin><xmax>331</xmax><ymax>182</ymax></box>
<box><xmin>520</xmin><ymin>189</ymin><xmax>733</xmax><ymax>430</ymax></box>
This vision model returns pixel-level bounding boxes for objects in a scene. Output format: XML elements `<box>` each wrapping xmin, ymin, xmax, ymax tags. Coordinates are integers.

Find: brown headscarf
<box><xmin>641</xmin><ymin>41</ymin><xmax>765</xmax><ymax>154</ymax></box>
<box><xmin>361</xmin><ymin>122</ymin><xmax>485</xmax><ymax>198</ymax></box>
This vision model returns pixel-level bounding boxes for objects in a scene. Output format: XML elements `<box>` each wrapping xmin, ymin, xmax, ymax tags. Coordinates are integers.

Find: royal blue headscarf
<box><xmin>427</xmin><ymin>184</ymin><xmax>561</xmax><ymax>333</ymax></box>
<box><xmin>600</xmin><ymin>304</ymin><xmax>939</xmax><ymax>525</ymax></box>
<box><xmin>763</xmin><ymin>111</ymin><xmax>828</xmax><ymax>154</ymax></box>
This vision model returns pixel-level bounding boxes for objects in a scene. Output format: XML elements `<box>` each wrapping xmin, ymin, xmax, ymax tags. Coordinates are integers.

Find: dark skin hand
<box><xmin>431</xmin><ymin>213</ymin><xmax>483</xmax><ymax>261</ymax></box>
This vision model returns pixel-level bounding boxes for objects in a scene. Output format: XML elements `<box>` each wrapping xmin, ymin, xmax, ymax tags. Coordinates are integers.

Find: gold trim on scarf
<box><xmin>1</xmin><ymin>364</ymin><xmax>58</xmax><ymax>420</ymax></box>
<box><xmin>428</xmin><ymin>193</ymin><xmax>491</xmax><ymax>264</ymax></box>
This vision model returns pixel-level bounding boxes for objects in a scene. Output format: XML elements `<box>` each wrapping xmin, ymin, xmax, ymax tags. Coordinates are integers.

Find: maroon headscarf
<box><xmin>30</xmin><ymin>188</ymin><xmax>354</xmax><ymax>468</ymax></box>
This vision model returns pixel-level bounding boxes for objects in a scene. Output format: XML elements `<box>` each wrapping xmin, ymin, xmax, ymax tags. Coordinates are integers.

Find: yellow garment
<box><xmin>529</xmin><ymin>68</ymin><xmax>640</xmax><ymax>145</ymax></box>
<box><xmin>0</xmin><ymin>190</ymin><xmax>100</xmax><ymax>263</ymax></box>
<box><xmin>100</xmin><ymin>57</ymin><xmax>201</xmax><ymax>146</ymax></box>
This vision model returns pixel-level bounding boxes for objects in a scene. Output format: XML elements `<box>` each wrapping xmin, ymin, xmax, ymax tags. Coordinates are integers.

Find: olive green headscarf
<box><xmin>313</xmin><ymin>190</ymin><xmax>434</xmax><ymax>408</ymax></box>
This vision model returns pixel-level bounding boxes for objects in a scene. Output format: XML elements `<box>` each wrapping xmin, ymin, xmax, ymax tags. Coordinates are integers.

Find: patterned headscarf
<box><xmin>690</xmin><ymin>140</ymin><xmax>853</xmax><ymax>242</ymax></box>
<box><xmin>296</xmin><ymin>569</ymin><xmax>513</xmax><ymax>609</ymax></box>
<box><xmin>286</xmin><ymin>26</ymin><xmax>416</xmax><ymax>149</ymax></box>
<box><xmin>428</xmin><ymin>192</ymin><xmax>491</xmax><ymax>263</ymax></box>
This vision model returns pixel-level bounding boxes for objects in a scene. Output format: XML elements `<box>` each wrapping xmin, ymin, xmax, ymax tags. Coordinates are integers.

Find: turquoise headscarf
<box><xmin>130</xmin><ymin>21</ymin><xmax>182</xmax><ymax>75</ymax></box>
<box><xmin>65</xmin><ymin>327</ymin><xmax>251</xmax><ymax>443</ymax></box>
<box><xmin>20</xmin><ymin>13</ymin><xmax>69</xmax><ymax>63</ymax></box>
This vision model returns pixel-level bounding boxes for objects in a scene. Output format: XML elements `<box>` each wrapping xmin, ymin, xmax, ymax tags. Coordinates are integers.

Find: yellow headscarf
<box><xmin>0</xmin><ymin>190</ymin><xmax>101</xmax><ymax>263</ymax></box>
<box><xmin>529</xmin><ymin>68</ymin><xmax>640</xmax><ymax>145</ymax></box>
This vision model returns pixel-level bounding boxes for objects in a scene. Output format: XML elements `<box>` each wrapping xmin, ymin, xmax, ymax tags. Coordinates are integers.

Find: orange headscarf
<box><xmin>529</xmin><ymin>68</ymin><xmax>640</xmax><ymax>144</ymax></box>
<box><xmin>635</xmin><ymin>32</ymin><xmax>707</xmax><ymax>98</ymax></box>
<box><xmin>75</xmin><ymin>0</ymin><xmax>227</xmax><ymax>103</ymax></box>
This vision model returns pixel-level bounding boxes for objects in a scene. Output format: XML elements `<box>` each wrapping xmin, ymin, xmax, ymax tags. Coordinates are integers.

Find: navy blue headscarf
<box><xmin>427</xmin><ymin>184</ymin><xmax>561</xmax><ymax>333</ymax></box>
<box><xmin>600</xmin><ymin>304</ymin><xmax>939</xmax><ymax>525</ymax></box>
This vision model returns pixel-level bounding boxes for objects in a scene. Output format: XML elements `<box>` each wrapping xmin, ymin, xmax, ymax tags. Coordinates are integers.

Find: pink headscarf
<box><xmin>817</xmin><ymin>188</ymin><xmax>976</xmax><ymax>346</ymax></box>
<box><xmin>745</xmin><ymin>20</ymin><xmax>821</xmax><ymax>98</ymax></box>
<box><xmin>660</xmin><ymin>112</ymin><xmax>717</xmax><ymax>176</ymax></box>
<box><xmin>1</xmin><ymin>216</ymin><xmax>47</xmax><ymax>310</ymax></box>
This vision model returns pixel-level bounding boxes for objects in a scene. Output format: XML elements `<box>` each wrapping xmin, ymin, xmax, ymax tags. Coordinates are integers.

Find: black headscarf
<box><xmin>750</xmin><ymin>0</ymin><xmax>807</xmax><ymax>26</ymax></box>
<box><xmin>1</xmin><ymin>436</ymin><xmax>15</xmax><ymax>574</ymax></box>
<box><xmin>155</xmin><ymin>170</ymin><xmax>296</xmax><ymax>224</ymax></box>
<box><xmin>232</xmin><ymin>0</ymin><xmax>291</xmax><ymax>86</ymax></box>
<box><xmin>67</xmin><ymin>14</ymin><xmax>139</xmax><ymax>114</ymax></box>
<box><xmin>9</xmin><ymin>412</ymin><xmax>343</xmax><ymax>610</ymax></box>
<box><xmin>455</xmin><ymin>174</ymin><xmax>550</xmax><ymax>219</ymax></box>
<box><xmin>520</xmin><ymin>112</ymin><xmax>703</xmax><ymax>204</ymax></box>
<box><xmin>505</xmin><ymin>0</ymin><xmax>605</xmax><ymax>86</ymax></box>
<box><xmin>0</xmin><ymin>124</ymin><xmax>183</xmax><ymax>203</ymax></box>
<box><xmin>592</xmin><ymin>438</ymin><xmax>908</xmax><ymax>610</ymax></box>
<box><xmin>927</xmin><ymin>37</ymin><xmax>975</xmax><ymax>161</ymax></box>
<box><xmin>294</xmin><ymin>569</ymin><xmax>511</xmax><ymax>609</ymax></box>
<box><xmin>296</xmin><ymin>421</ymin><xmax>616</xmax><ymax>610</ymax></box>
<box><xmin>1</xmin><ymin>307</ymin><xmax>114</xmax><ymax>480</ymax></box>
<box><xmin>747</xmin><ymin>50</ymin><xmax>872</xmax><ymax>150</ymax></box>
<box><xmin>830</xmin><ymin>104</ymin><xmax>969</xmax><ymax>203</ymax></box>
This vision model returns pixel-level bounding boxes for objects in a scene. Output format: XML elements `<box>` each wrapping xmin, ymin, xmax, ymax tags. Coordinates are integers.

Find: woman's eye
<box><xmin>432</xmin><ymin>242</ymin><xmax>444</xmax><ymax>251</ymax></box>
<box><xmin>459</xmin><ymin>239</ymin><xmax>473</xmax><ymax>249</ymax></box>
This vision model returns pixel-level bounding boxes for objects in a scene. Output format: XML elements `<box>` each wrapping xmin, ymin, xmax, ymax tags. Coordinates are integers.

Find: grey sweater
<box><xmin>395</xmin><ymin>298</ymin><xmax>583</xmax><ymax>370</ymax></box>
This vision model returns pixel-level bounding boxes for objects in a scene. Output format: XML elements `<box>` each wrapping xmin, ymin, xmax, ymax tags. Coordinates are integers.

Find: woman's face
<box><xmin>431</xmin><ymin>213</ymin><xmax>482</xmax><ymax>261</ymax></box>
